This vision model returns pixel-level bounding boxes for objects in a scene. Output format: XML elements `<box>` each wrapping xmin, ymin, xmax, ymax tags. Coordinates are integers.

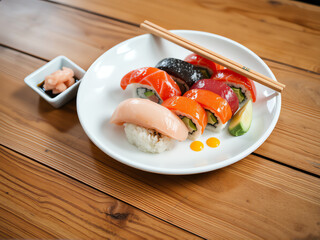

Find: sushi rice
<box><xmin>174</xmin><ymin>111</ymin><xmax>203</xmax><ymax>140</ymax></box>
<box><xmin>206</xmin><ymin>111</ymin><xmax>228</xmax><ymax>132</ymax></box>
<box><xmin>228</xmin><ymin>83</ymin><xmax>252</xmax><ymax>106</ymax></box>
<box><xmin>124</xmin><ymin>123</ymin><xmax>174</xmax><ymax>153</ymax></box>
<box><xmin>131</xmin><ymin>83</ymin><xmax>162</xmax><ymax>104</ymax></box>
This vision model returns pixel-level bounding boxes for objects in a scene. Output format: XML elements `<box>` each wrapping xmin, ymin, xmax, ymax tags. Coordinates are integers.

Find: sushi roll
<box><xmin>184</xmin><ymin>89</ymin><xmax>232</xmax><ymax>132</ymax></box>
<box><xmin>162</xmin><ymin>96</ymin><xmax>207</xmax><ymax>140</ymax></box>
<box><xmin>190</xmin><ymin>79</ymin><xmax>239</xmax><ymax>115</ymax></box>
<box><xmin>120</xmin><ymin>67</ymin><xmax>181</xmax><ymax>104</ymax></box>
<box><xmin>212</xmin><ymin>69</ymin><xmax>257</xmax><ymax>104</ymax></box>
<box><xmin>155</xmin><ymin>58</ymin><xmax>206</xmax><ymax>94</ymax></box>
<box><xmin>184</xmin><ymin>53</ymin><xmax>217</xmax><ymax>78</ymax></box>
<box><xmin>185</xmin><ymin>53</ymin><xmax>226</xmax><ymax>77</ymax></box>
<box><xmin>110</xmin><ymin>98</ymin><xmax>188</xmax><ymax>153</ymax></box>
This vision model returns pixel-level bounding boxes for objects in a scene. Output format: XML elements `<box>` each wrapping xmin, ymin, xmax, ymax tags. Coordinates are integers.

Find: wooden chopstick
<box><xmin>143</xmin><ymin>20</ymin><xmax>285</xmax><ymax>90</ymax></box>
<box><xmin>140</xmin><ymin>20</ymin><xmax>285</xmax><ymax>93</ymax></box>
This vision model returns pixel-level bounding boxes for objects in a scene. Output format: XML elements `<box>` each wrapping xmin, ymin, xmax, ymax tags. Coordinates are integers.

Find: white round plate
<box><xmin>77</xmin><ymin>30</ymin><xmax>281</xmax><ymax>175</ymax></box>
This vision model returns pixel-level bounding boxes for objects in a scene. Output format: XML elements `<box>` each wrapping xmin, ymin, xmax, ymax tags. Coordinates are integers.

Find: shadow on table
<box><xmin>37</xmin><ymin>97</ymin><xmax>79</xmax><ymax>133</ymax></box>
<box><xmin>11</xmin><ymin>85</ymin><xmax>79</xmax><ymax>133</ymax></box>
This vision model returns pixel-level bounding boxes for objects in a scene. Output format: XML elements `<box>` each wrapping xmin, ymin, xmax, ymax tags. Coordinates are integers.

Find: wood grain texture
<box><xmin>49</xmin><ymin>0</ymin><xmax>320</xmax><ymax>73</ymax></box>
<box><xmin>0</xmin><ymin>47</ymin><xmax>319</xmax><ymax>239</ymax></box>
<box><xmin>0</xmin><ymin>146</ymin><xmax>200</xmax><ymax>240</ymax></box>
<box><xmin>0</xmin><ymin>0</ymin><xmax>141</xmax><ymax>70</ymax></box>
<box><xmin>254</xmin><ymin>61</ymin><xmax>320</xmax><ymax>173</ymax></box>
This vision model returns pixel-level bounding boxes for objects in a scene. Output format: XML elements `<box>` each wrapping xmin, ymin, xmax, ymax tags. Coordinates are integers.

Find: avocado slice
<box><xmin>228</xmin><ymin>100</ymin><xmax>252</xmax><ymax>136</ymax></box>
<box><xmin>206</xmin><ymin>111</ymin><xmax>217</xmax><ymax>126</ymax></box>
<box><xmin>181</xmin><ymin>117</ymin><xmax>197</xmax><ymax>132</ymax></box>
<box><xmin>144</xmin><ymin>90</ymin><xmax>155</xmax><ymax>97</ymax></box>
<box><xmin>231</xmin><ymin>87</ymin><xmax>245</xmax><ymax>103</ymax></box>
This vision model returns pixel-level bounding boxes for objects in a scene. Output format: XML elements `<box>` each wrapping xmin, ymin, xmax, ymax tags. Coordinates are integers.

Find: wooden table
<box><xmin>1</xmin><ymin>0</ymin><xmax>319</xmax><ymax>239</ymax></box>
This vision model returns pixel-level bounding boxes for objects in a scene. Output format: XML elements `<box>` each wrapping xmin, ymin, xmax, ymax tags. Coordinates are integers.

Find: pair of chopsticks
<box><xmin>140</xmin><ymin>20</ymin><xmax>285</xmax><ymax>93</ymax></box>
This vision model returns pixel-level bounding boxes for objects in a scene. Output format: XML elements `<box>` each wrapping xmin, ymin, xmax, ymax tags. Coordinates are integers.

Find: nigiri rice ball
<box><xmin>124</xmin><ymin>123</ymin><xmax>174</xmax><ymax>153</ymax></box>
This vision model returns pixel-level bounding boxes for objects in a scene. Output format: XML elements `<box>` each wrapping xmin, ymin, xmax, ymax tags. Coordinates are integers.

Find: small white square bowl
<box><xmin>24</xmin><ymin>56</ymin><xmax>86</xmax><ymax>108</ymax></box>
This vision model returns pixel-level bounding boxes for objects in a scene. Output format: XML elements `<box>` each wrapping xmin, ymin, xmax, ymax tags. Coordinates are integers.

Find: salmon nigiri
<box><xmin>212</xmin><ymin>69</ymin><xmax>257</xmax><ymax>104</ymax></box>
<box><xmin>162</xmin><ymin>96</ymin><xmax>207</xmax><ymax>140</ymax></box>
<box><xmin>110</xmin><ymin>98</ymin><xmax>188</xmax><ymax>153</ymax></box>
<box><xmin>120</xmin><ymin>67</ymin><xmax>181</xmax><ymax>104</ymax></box>
<box><xmin>184</xmin><ymin>89</ymin><xmax>232</xmax><ymax>132</ymax></box>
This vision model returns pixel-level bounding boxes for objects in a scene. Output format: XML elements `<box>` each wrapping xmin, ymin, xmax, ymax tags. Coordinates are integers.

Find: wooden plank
<box><xmin>49</xmin><ymin>0</ymin><xmax>320</xmax><ymax>73</ymax></box>
<box><xmin>0</xmin><ymin>146</ymin><xmax>200</xmax><ymax>239</ymax></box>
<box><xmin>2</xmin><ymin>0</ymin><xmax>320</xmax><ymax>73</ymax></box>
<box><xmin>0</xmin><ymin>47</ymin><xmax>319</xmax><ymax>239</ymax></box>
<box><xmin>0</xmin><ymin>0</ymin><xmax>141</xmax><ymax>70</ymax></box>
<box><xmin>254</xmin><ymin>61</ymin><xmax>320</xmax><ymax>173</ymax></box>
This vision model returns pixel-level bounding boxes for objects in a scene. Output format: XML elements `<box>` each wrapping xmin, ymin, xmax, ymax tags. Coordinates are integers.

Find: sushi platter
<box><xmin>77</xmin><ymin>30</ymin><xmax>281</xmax><ymax>174</ymax></box>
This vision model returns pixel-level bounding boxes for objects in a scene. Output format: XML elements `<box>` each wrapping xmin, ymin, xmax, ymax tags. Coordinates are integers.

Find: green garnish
<box><xmin>195</xmin><ymin>67</ymin><xmax>211</xmax><ymax>78</ymax></box>
<box><xmin>231</xmin><ymin>87</ymin><xmax>245</xmax><ymax>103</ymax></box>
<box><xmin>181</xmin><ymin>117</ymin><xmax>197</xmax><ymax>131</ymax></box>
<box><xmin>206</xmin><ymin>111</ymin><xmax>217</xmax><ymax>125</ymax></box>
<box><xmin>144</xmin><ymin>91</ymin><xmax>155</xmax><ymax>97</ymax></box>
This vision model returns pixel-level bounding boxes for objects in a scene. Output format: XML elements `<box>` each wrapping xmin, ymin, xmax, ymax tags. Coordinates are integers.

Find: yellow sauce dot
<box><xmin>206</xmin><ymin>137</ymin><xmax>220</xmax><ymax>148</ymax></box>
<box><xmin>190</xmin><ymin>141</ymin><xmax>204</xmax><ymax>152</ymax></box>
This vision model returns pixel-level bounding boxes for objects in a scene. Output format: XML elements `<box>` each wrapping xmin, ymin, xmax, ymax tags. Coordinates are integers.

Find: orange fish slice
<box><xmin>121</xmin><ymin>67</ymin><xmax>181</xmax><ymax>101</ymax></box>
<box><xmin>162</xmin><ymin>96</ymin><xmax>207</xmax><ymax>139</ymax></box>
<box><xmin>184</xmin><ymin>89</ymin><xmax>232</xmax><ymax>124</ymax></box>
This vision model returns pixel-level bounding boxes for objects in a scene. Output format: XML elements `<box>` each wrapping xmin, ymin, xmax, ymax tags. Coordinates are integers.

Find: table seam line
<box><xmin>252</xmin><ymin>152</ymin><xmax>320</xmax><ymax>178</ymax></box>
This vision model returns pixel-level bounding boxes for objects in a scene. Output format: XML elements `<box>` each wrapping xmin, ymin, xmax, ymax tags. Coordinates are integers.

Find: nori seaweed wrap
<box><xmin>155</xmin><ymin>58</ymin><xmax>206</xmax><ymax>94</ymax></box>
